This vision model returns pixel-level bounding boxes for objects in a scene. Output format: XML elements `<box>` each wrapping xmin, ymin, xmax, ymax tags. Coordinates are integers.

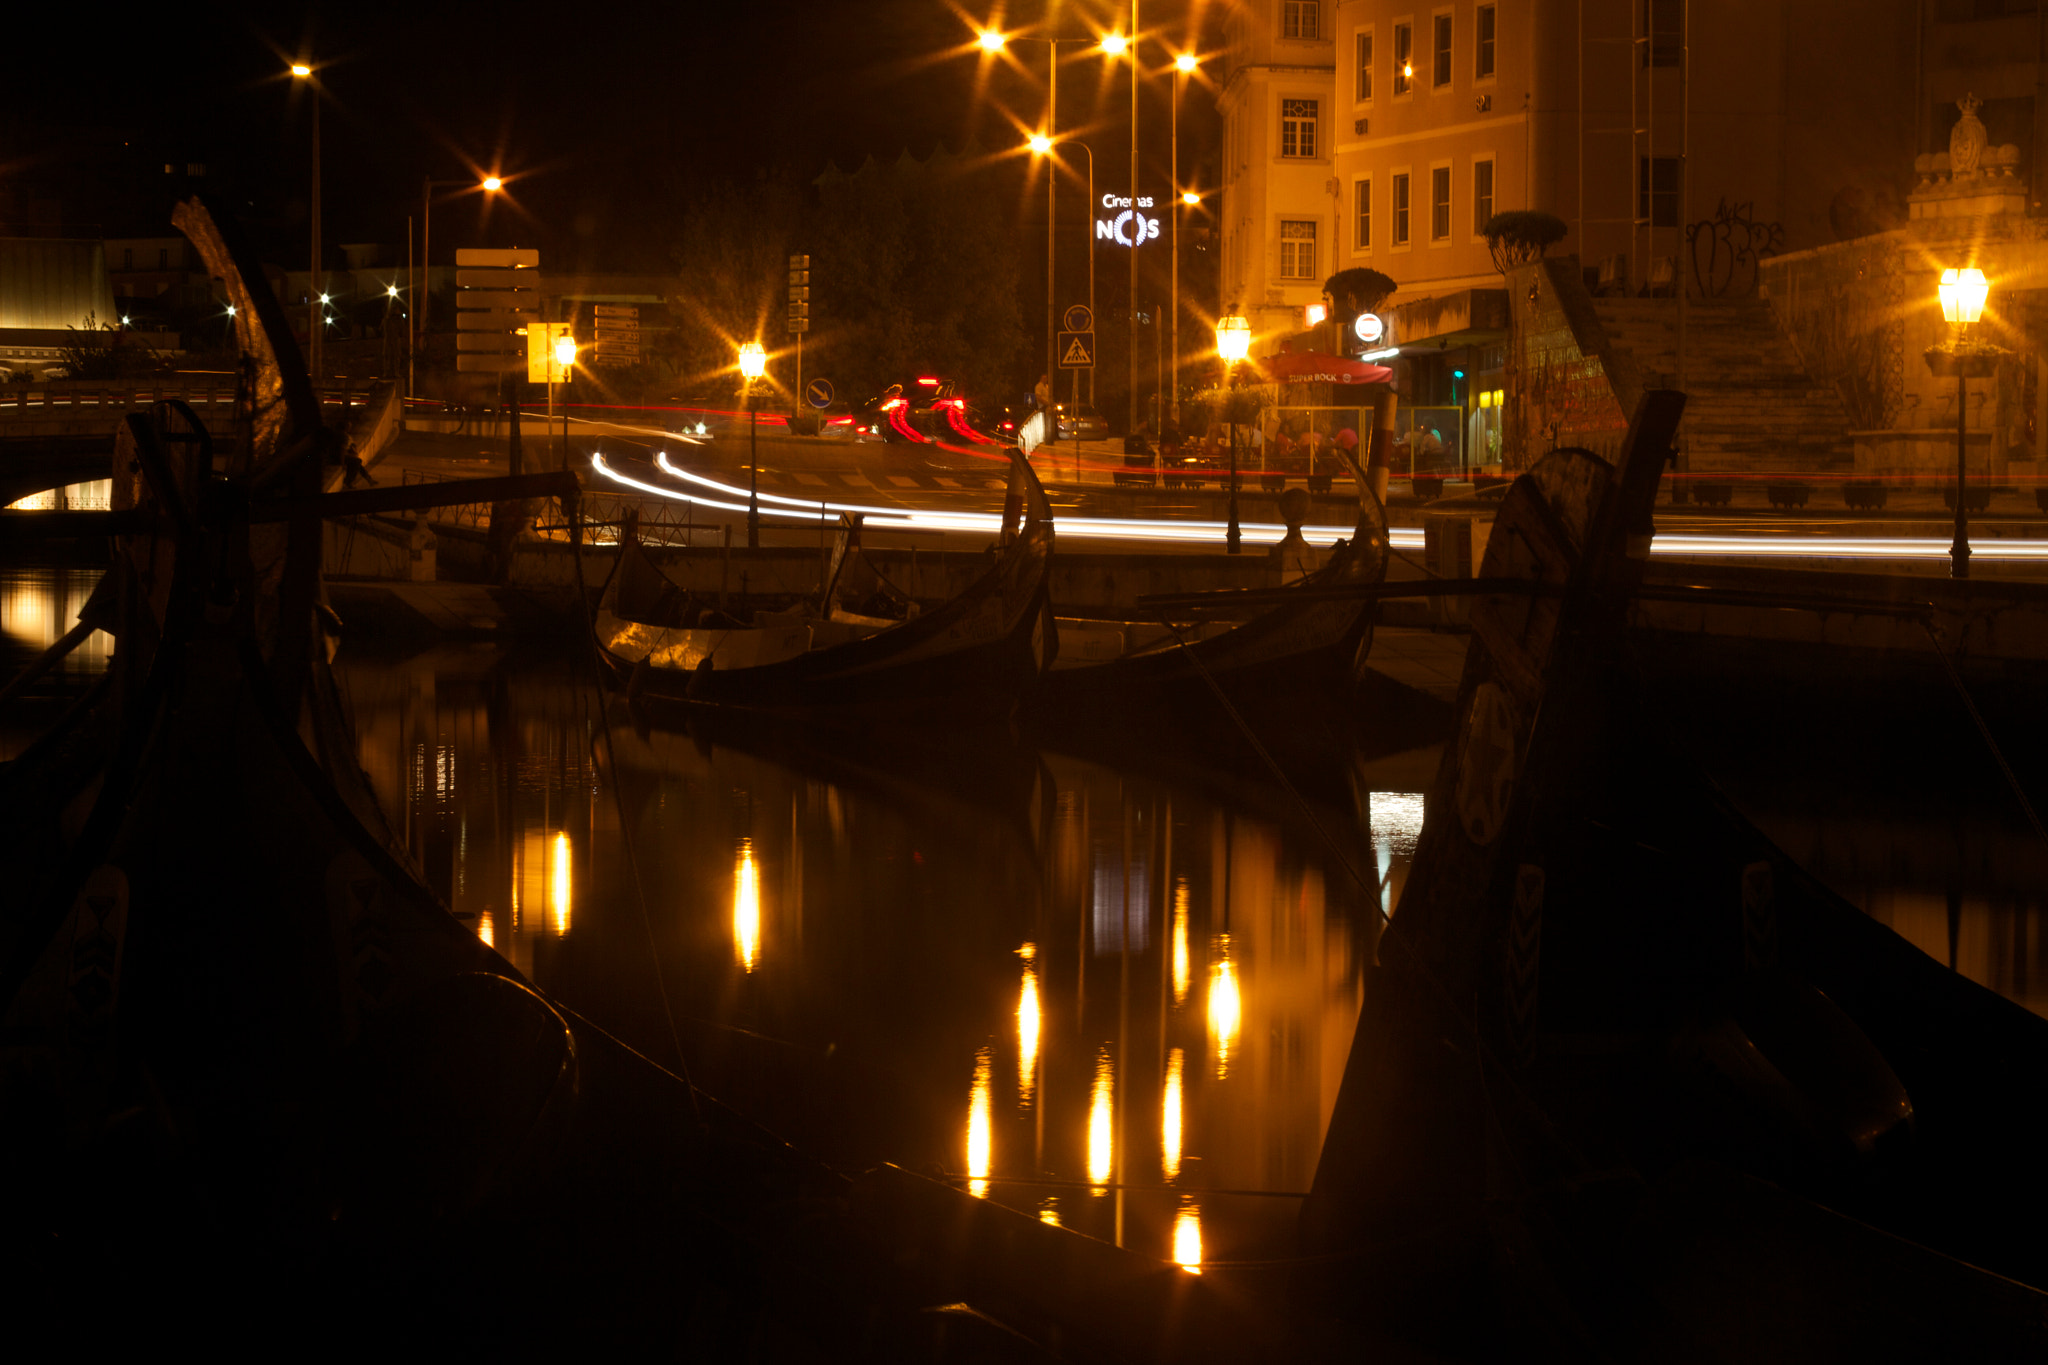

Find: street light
<box><xmin>416</xmin><ymin>173</ymin><xmax>503</xmax><ymax>400</ymax></box>
<box><xmin>1171</xmin><ymin>50</ymin><xmax>1202</xmax><ymax>430</ymax></box>
<box><xmin>739</xmin><ymin>340</ymin><xmax>768</xmax><ymax>548</ymax></box>
<box><xmin>1927</xmin><ymin>266</ymin><xmax>1996</xmax><ymax>580</ymax></box>
<box><xmin>1216</xmin><ymin>312</ymin><xmax>1251</xmax><ymax>554</ymax></box>
<box><xmin>290</xmin><ymin>61</ymin><xmax>322</xmax><ymax>386</ymax></box>
<box><xmin>1029</xmin><ymin>134</ymin><xmax>1096</xmax><ymax>471</ymax></box>
<box><xmin>1100</xmin><ymin>31</ymin><xmax>1128</xmax><ymax>55</ymax></box>
<box><xmin>979</xmin><ymin>29</ymin><xmax>1006</xmax><ymax>51</ymax></box>
<box><xmin>552</xmin><ymin>333</ymin><xmax>577</xmax><ymax>472</ymax></box>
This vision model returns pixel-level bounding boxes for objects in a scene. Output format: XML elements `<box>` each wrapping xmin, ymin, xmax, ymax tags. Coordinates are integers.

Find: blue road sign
<box><xmin>806</xmin><ymin>378</ymin><xmax>834</xmax><ymax>409</ymax></box>
<box><xmin>1064</xmin><ymin>304</ymin><xmax>1094</xmax><ymax>333</ymax></box>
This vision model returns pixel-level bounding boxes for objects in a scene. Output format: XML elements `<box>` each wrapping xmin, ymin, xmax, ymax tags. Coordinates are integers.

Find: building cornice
<box><xmin>1334</xmin><ymin>109</ymin><xmax>1528</xmax><ymax>156</ymax></box>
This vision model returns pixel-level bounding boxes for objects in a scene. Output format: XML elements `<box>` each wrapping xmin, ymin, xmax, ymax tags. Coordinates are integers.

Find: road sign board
<box><xmin>788</xmin><ymin>319</ymin><xmax>811</xmax><ymax>333</ymax></box>
<box><xmin>456</xmin><ymin>332</ymin><xmax>524</xmax><ymax>352</ymax></box>
<box><xmin>806</xmin><ymin>378</ymin><xmax>834</xmax><ymax>409</ymax></box>
<box><xmin>789</xmin><ymin>254</ymin><xmax>810</xmax><ymax>269</ymax></box>
<box><xmin>454</xmin><ymin>269</ymin><xmax>540</xmax><ymax>289</ymax></box>
<box><xmin>1058</xmin><ymin>331</ymin><xmax>1096</xmax><ymax>368</ymax></box>
<box><xmin>455</xmin><ymin>354</ymin><xmax>526</xmax><ymax>373</ymax></box>
<box><xmin>457</xmin><ymin>312</ymin><xmax>538</xmax><ymax>331</ymax></box>
<box><xmin>593</xmin><ymin>303</ymin><xmax>639</xmax><ymax>317</ymax></box>
<box><xmin>455</xmin><ymin>248</ymin><xmax>539</xmax><ymax>269</ymax></box>
<box><xmin>1064</xmin><ymin>304</ymin><xmax>1094</xmax><ymax>333</ymax></box>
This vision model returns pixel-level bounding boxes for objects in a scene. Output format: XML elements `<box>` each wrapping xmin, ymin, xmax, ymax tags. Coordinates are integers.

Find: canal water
<box><xmin>6</xmin><ymin>563</ymin><xmax>2047</xmax><ymax>1269</ymax></box>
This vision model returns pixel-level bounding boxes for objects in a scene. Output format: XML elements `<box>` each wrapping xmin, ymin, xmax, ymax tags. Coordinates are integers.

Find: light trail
<box><xmin>591</xmin><ymin>453</ymin><xmax>2048</xmax><ymax>563</ymax></box>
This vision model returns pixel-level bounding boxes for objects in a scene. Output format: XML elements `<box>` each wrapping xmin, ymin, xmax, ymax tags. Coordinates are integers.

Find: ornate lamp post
<box><xmin>1925</xmin><ymin>266</ymin><xmax>1994</xmax><ymax>580</ymax></box>
<box><xmin>551</xmin><ymin>332</ymin><xmax>577</xmax><ymax>472</ymax></box>
<box><xmin>738</xmin><ymin>341</ymin><xmax>768</xmax><ymax>548</ymax></box>
<box><xmin>1215</xmin><ymin>312</ymin><xmax>1251</xmax><ymax>554</ymax></box>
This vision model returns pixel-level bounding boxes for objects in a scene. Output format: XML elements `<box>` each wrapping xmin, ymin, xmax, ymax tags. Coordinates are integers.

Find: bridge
<box><xmin>0</xmin><ymin>378</ymin><xmax>397</xmax><ymax>506</ymax></box>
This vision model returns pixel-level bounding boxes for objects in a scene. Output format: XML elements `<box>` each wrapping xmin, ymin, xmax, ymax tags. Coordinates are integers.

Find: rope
<box><xmin>1162</xmin><ymin>622</ymin><xmax>1383</xmax><ymax>919</ymax></box>
<box><xmin>569</xmin><ymin>484</ymin><xmax>702</xmax><ymax>1124</ymax></box>
<box><xmin>1921</xmin><ymin>617</ymin><xmax>2048</xmax><ymax>851</ymax></box>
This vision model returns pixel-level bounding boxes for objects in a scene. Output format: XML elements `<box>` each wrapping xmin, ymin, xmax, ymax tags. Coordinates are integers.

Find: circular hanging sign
<box><xmin>1064</xmin><ymin>304</ymin><xmax>1095</xmax><ymax>333</ymax></box>
<box><xmin>1354</xmin><ymin>313</ymin><xmax>1385</xmax><ymax>345</ymax></box>
<box><xmin>806</xmin><ymin>378</ymin><xmax>834</xmax><ymax>409</ymax></box>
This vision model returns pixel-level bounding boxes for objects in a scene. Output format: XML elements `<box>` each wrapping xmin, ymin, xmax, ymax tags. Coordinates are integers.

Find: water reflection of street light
<box><xmin>1216</xmin><ymin>312</ymin><xmax>1251</xmax><ymax>553</ymax></box>
<box><xmin>739</xmin><ymin>340</ymin><xmax>768</xmax><ymax>548</ymax></box>
<box><xmin>1927</xmin><ymin>266</ymin><xmax>1994</xmax><ymax>580</ymax></box>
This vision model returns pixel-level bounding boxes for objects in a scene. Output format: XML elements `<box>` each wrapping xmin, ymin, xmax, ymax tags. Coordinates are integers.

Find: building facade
<box><xmin>1217</xmin><ymin>0</ymin><xmax>1340</xmax><ymax>346</ymax></box>
<box><xmin>1219</xmin><ymin>0</ymin><xmax>1929</xmax><ymax>468</ymax></box>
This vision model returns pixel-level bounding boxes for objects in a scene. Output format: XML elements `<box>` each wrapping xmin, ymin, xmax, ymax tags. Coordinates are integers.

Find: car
<box><xmin>1055</xmin><ymin>403</ymin><xmax>1110</xmax><ymax>441</ymax></box>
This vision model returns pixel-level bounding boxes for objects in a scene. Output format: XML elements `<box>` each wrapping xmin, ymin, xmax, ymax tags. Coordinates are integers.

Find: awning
<box><xmin>1257</xmin><ymin>350</ymin><xmax>1393</xmax><ymax>385</ymax></box>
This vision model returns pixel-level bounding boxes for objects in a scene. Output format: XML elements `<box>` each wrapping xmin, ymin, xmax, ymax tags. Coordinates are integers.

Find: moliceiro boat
<box><xmin>594</xmin><ymin>452</ymin><xmax>1055</xmax><ymax>726</ymax></box>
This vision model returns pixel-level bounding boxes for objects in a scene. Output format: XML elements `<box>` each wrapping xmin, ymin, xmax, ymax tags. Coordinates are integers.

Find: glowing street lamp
<box><xmin>291</xmin><ymin>60</ymin><xmax>323</xmax><ymax>383</ymax></box>
<box><xmin>978</xmin><ymin>29</ymin><xmax>1006</xmax><ymax>52</ymax></box>
<box><xmin>1100</xmin><ymin>31</ymin><xmax>1128</xmax><ymax>55</ymax></box>
<box><xmin>1171</xmin><ymin>50</ymin><xmax>1203</xmax><ymax>421</ymax></box>
<box><xmin>1175</xmin><ymin>52</ymin><xmax>1198</xmax><ymax>73</ymax></box>
<box><xmin>416</xmin><ymin>172</ymin><xmax>504</xmax><ymax>398</ymax></box>
<box><xmin>1028</xmin><ymin>133</ymin><xmax>1053</xmax><ymax>155</ymax></box>
<box><xmin>1216</xmin><ymin>312</ymin><xmax>1251</xmax><ymax>554</ymax></box>
<box><xmin>1927</xmin><ymin>266</ymin><xmax>1998</xmax><ymax>579</ymax></box>
<box><xmin>739</xmin><ymin>341</ymin><xmax>768</xmax><ymax>548</ymax></box>
<box><xmin>1181</xmin><ymin>190</ymin><xmax>1200</xmax><ymax>207</ymax></box>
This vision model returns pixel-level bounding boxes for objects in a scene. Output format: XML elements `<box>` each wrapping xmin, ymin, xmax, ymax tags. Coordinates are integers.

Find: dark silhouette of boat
<box><xmin>1303</xmin><ymin>392</ymin><xmax>2048</xmax><ymax>1358</ymax></box>
<box><xmin>593</xmin><ymin>456</ymin><xmax>1054</xmax><ymax>727</ymax></box>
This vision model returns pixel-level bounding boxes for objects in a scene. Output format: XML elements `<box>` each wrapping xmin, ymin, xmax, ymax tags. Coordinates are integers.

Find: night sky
<box><xmin>3</xmin><ymin>0</ymin><xmax>1223</xmax><ymax>273</ymax></box>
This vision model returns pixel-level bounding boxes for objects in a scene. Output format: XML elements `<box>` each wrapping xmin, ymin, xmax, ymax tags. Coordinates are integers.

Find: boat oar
<box><xmin>0</xmin><ymin>617</ymin><xmax>98</xmax><ymax>709</ymax></box>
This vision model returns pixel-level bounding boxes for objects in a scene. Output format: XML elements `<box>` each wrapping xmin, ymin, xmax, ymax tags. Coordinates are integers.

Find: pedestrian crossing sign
<box><xmin>1059</xmin><ymin>330</ymin><xmax>1096</xmax><ymax>368</ymax></box>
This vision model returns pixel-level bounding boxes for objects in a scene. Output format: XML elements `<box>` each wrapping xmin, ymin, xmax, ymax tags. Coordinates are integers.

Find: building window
<box><xmin>1431</xmin><ymin>166</ymin><xmax>1452</xmax><ymax>240</ymax></box>
<box><xmin>1281</xmin><ymin>99</ymin><xmax>1320</xmax><ymax>158</ymax></box>
<box><xmin>1356</xmin><ymin>29</ymin><xmax>1374</xmax><ymax>103</ymax></box>
<box><xmin>1279</xmin><ymin>220</ymin><xmax>1319</xmax><ymax>279</ymax></box>
<box><xmin>1476</xmin><ymin>5</ymin><xmax>1496</xmax><ymax>79</ymax></box>
<box><xmin>1473</xmin><ymin>159</ymin><xmax>1495</xmax><ymax>234</ymax></box>
<box><xmin>1433</xmin><ymin>13</ymin><xmax>1453</xmax><ymax>87</ymax></box>
<box><xmin>1638</xmin><ymin>156</ymin><xmax>1681</xmax><ymax>226</ymax></box>
<box><xmin>1282</xmin><ymin>1</ymin><xmax>1321</xmax><ymax>40</ymax></box>
<box><xmin>1355</xmin><ymin>178</ymin><xmax>1372</xmax><ymax>250</ymax></box>
<box><xmin>1392</xmin><ymin>173</ymin><xmax>1412</xmax><ymax>244</ymax></box>
<box><xmin>1393</xmin><ymin>23</ymin><xmax>1413</xmax><ymax>96</ymax></box>
<box><xmin>1643</xmin><ymin>0</ymin><xmax>1681</xmax><ymax>67</ymax></box>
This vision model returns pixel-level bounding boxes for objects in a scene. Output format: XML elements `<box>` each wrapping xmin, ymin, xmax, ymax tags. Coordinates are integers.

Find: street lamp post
<box><xmin>290</xmin><ymin>63</ymin><xmax>321</xmax><ymax>387</ymax></box>
<box><xmin>1926</xmin><ymin>266</ymin><xmax>1994</xmax><ymax>581</ymax></box>
<box><xmin>1029</xmin><ymin>135</ymin><xmax>1093</xmax><ymax>463</ymax></box>
<box><xmin>551</xmin><ymin>331</ymin><xmax>577</xmax><ymax>473</ymax></box>
<box><xmin>739</xmin><ymin>341</ymin><xmax>767</xmax><ymax>548</ymax></box>
<box><xmin>1172</xmin><ymin>52</ymin><xmax>1198</xmax><ymax>424</ymax></box>
<box><xmin>417</xmin><ymin>174</ymin><xmax>502</xmax><ymax>406</ymax></box>
<box><xmin>1217</xmin><ymin>312</ymin><xmax>1250</xmax><ymax>554</ymax></box>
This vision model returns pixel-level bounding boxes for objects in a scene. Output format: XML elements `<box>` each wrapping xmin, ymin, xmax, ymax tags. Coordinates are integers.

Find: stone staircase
<box><xmin>1589</xmin><ymin>299</ymin><xmax>1855</xmax><ymax>475</ymax></box>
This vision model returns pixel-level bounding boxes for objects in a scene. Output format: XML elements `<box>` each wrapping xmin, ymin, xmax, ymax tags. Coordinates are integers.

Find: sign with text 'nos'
<box><xmin>1095</xmin><ymin>195</ymin><xmax>1161</xmax><ymax>247</ymax></box>
<box><xmin>454</xmin><ymin>247</ymin><xmax>539</xmax><ymax>374</ymax></box>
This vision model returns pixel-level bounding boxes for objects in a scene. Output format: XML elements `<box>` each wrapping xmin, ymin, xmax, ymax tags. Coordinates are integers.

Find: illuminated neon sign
<box><xmin>1096</xmin><ymin>194</ymin><xmax>1162</xmax><ymax>247</ymax></box>
<box><xmin>1354</xmin><ymin>312</ymin><xmax>1385</xmax><ymax>344</ymax></box>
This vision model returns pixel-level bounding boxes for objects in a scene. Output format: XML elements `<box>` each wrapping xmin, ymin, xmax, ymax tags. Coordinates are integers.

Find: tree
<box><xmin>1483</xmin><ymin>210</ymin><xmax>1568</xmax><ymax>274</ymax></box>
<box><xmin>1322</xmin><ymin>266</ymin><xmax>1396</xmax><ymax>319</ymax></box>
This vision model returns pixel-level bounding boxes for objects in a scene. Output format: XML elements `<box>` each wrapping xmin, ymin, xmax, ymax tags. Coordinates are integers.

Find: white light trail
<box><xmin>592</xmin><ymin>452</ymin><xmax>2048</xmax><ymax>564</ymax></box>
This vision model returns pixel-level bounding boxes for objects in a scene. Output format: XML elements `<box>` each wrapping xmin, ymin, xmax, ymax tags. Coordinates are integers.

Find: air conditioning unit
<box><xmin>1353</xmin><ymin>117</ymin><xmax>1369</xmax><ymax>135</ymax></box>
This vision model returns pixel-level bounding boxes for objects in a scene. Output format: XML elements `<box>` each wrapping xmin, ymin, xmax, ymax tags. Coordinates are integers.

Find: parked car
<box><xmin>1055</xmin><ymin>403</ymin><xmax>1110</xmax><ymax>441</ymax></box>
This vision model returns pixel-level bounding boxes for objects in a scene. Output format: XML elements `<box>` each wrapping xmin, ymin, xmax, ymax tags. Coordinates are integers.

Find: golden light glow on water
<box><xmin>1173</xmin><ymin>1202</ymin><xmax>1204</xmax><ymax>1273</ymax></box>
<box><xmin>477</xmin><ymin>910</ymin><xmax>495</xmax><ymax>948</ymax></box>
<box><xmin>548</xmin><ymin>831</ymin><xmax>571</xmax><ymax>937</ymax></box>
<box><xmin>1162</xmin><ymin>1046</ymin><xmax>1185</xmax><ymax>1180</ymax></box>
<box><xmin>1039</xmin><ymin>1199</ymin><xmax>1061</xmax><ymax>1227</ymax></box>
<box><xmin>1017</xmin><ymin>943</ymin><xmax>1041</xmax><ymax>1102</ymax></box>
<box><xmin>967</xmin><ymin>1046</ymin><xmax>993</xmax><ymax>1197</ymax></box>
<box><xmin>1171</xmin><ymin>880</ymin><xmax>1190</xmax><ymax>1004</ymax></box>
<box><xmin>1088</xmin><ymin>1048</ymin><xmax>1115</xmax><ymax>1188</ymax></box>
<box><xmin>734</xmin><ymin>839</ymin><xmax>761</xmax><ymax>972</ymax></box>
<box><xmin>1210</xmin><ymin>937</ymin><xmax>1242</xmax><ymax>1078</ymax></box>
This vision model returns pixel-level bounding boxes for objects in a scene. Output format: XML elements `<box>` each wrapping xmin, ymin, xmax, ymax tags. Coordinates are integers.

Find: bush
<box><xmin>1483</xmin><ymin>211</ymin><xmax>1569</xmax><ymax>273</ymax></box>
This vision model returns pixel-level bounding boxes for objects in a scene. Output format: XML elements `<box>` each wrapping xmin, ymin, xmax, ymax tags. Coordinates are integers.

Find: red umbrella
<box><xmin>1255</xmin><ymin>350</ymin><xmax>1392</xmax><ymax>385</ymax></box>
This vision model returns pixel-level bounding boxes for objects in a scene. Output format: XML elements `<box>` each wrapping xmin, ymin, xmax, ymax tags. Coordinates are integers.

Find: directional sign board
<box><xmin>1058</xmin><ymin>331</ymin><xmax>1096</xmax><ymax>368</ymax></box>
<box><xmin>1064</xmin><ymin>304</ymin><xmax>1094</xmax><ymax>333</ymax></box>
<box><xmin>454</xmin><ymin>247</ymin><xmax>539</xmax><ymax>373</ymax></box>
<box><xmin>806</xmin><ymin>378</ymin><xmax>834</xmax><ymax>409</ymax></box>
<box><xmin>592</xmin><ymin>302</ymin><xmax>641</xmax><ymax>369</ymax></box>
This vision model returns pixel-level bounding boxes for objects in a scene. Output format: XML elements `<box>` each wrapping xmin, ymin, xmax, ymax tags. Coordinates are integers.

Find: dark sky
<box><xmin>2</xmin><ymin>0</ymin><xmax>1223</xmax><ymax>273</ymax></box>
